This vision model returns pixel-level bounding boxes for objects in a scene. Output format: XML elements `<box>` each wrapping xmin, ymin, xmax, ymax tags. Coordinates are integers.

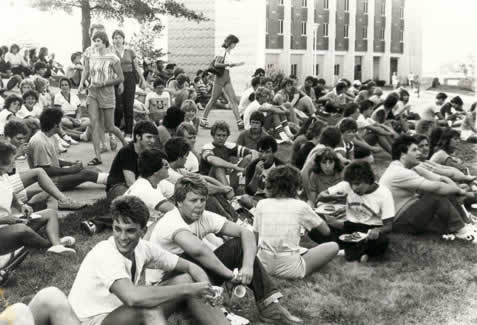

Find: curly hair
<box><xmin>137</xmin><ymin>148</ymin><xmax>168</xmax><ymax>178</ymax></box>
<box><xmin>312</xmin><ymin>147</ymin><xmax>343</xmax><ymax>174</ymax></box>
<box><xmin>343</xmin><ymin>161</ymin><xmax>375</xmax><ymax>185</ymax></box>
<box><xmin>320</xmin><ymin>127</ymin><xmax>342</xmax><ymax>148</ymax></box>
<box><xmin>174</xmin><ymin>175</ymin><xmax>208</xmax><ymax>203</ymax></box>
<box><xmin>4</xmin><ymin>120</ymin><xmax>29</xmax><ymax>138</ymax></box>
<box><xmin>4</xmin><ymin>94</ymin><xmax>23</xmax><ymax>110</ymax></box>
<box><xmin>111</xmin><ymin>195</ymin><xmax>150</xmax><ymax>229</ymax></box>
<box><xmin>435</xmin><ymin>128</ymin><xmax>460</xmax><ymax>154</ymax></box>
<box><xmin>265</xmin><ymin>165</ymin><xmax>302</xmax><ymax>198</ymax></box>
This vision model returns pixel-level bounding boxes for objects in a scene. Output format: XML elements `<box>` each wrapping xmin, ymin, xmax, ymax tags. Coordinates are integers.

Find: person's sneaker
<box><xmin>47</xmin><ymin>245</ymin><xmax>76</xmax><ymax>255</ymax></box>
<box><xmin>360</xmin><ymin>254</ymin><xmax>369</xmax><ymax>263</ymax></box>
<box><xmin>63</xmin><ymin>134</ymin><xmax>79</xmax><ymax>145</ymax></box>
<box><xmin>60</xmin><ymin>236</ymin><xmax>76</xmax><ymax>247</ymax></box>
<box><xmin>59</xmin><ymin>137</ymin><xmax>71</xmax><ymax>148</ymax></box>
<box><xmin>455</xmin><ymin>224</ymin><xmax>477</xmax><ymax>242</ymax></box>
<box><xmin>259</xmin><ymin>301</ymin><xmax>303</xmax><ymax>325</ymax></box>
<box><xmin>79</xmin><ymin>131</ymin><xmax>89</xmax><ymax>142</ymax></box>
<box><xmin>57</xmin><ymin>143</ymin><xmax>68</xmax><ymax>153</ymax></box>
<box><xmin>200</xmin><ymin>119</ymin><xmax>211</xmax><ymax>129</ymax></box>
<box><xmin>110</xmin><ymin>135</ymin><xmax>118</xmax><ymax>151</ymax></box>
<box><xmin>58</xmin><ymin>198</ymin><xmax>87</xmax><ymax>210</ymax></box>
<box><xmin>81</xmin><ymin>221</ymin><xmax>97</xmax><ymax>236</ymax></box>
<box><xmin>16</xmin><ymin>155</ymin><xmax>26</xmax><ymax>160</ymax></box>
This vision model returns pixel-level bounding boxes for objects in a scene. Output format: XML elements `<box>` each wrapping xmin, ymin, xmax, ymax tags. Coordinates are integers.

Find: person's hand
<box><xmin>69</xmin><ymin>164</ymin><xmax>83</xmax><ymax>173</ymax></box>
<box><xmin>16</xmin><ymin>143</ymin><xmax>28</xmax><ymax>156</ymax></box>
<box><xmin>90</xmin><ymin>82</ymin><xmax>103</xmax><ymax>89</ymax></box>
<box><xmin>239</xmin><ymin>265</ymin><xmax>254</xmax><ymax>285</ymax></box>
<box><xmin>230</xmin><ymin>269</ymin><xmax>242</xmax><ymax>284</ymax></box>
<box><xmin>255</xmin><ymin>160</ymin><xmax>265</xmax><ymax>175</ymax></box>
<box><xmin>234</xmin><ymin>165</ymin><xmax>244</xmax><ymax>173</ymax></box>
<box><xmin>371</xmin><ymin>146</ymin><xmax>382</xmax><ymax>153</ymax></box>
<box><xmin>74</xmin><ymin>161</ymin><xmax>84</xmax><ymax>169</ymax></box>
<box><xmin>250</xmin><ymin>150</ymin><xmax>260</xmax><ymax>161</ymax></box>
<box><xmin>192</xmin><ymin>282</ymin><xmax>215</xmax><ymax>299</ymax></box>
<box><xmin>3</xmin><ymin>215</ymin><xmax>21</xmax><ymax>225</ymax></box>
<box><xmin>222</xmin><ymin>185</ymin><xmax>234</xmax><ymax>199</ymax></box>
<box><xmin>21</xmin><ymin>204</ymin><xmax>33</xmax><ymax>218</ymax></box>
<box><xmin>367</xmin><ymin>228</ymin><xmax>380</xmax><ymax>240</ymax></box>
<box><xmin>232</xmin><ymin>62</ymin><xmax>245</xmax><ymax>67</ymax></box>
<box><xmin>118</xmin><ymin>83</ymin><xmax>124</xmax><ymax>95</ymax></box>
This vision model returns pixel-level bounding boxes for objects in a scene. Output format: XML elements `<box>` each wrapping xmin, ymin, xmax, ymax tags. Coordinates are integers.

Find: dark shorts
<box><xmin>87</xmin><ymin>86</ymin><xmax>115</xmax><ymax>109</ymax></box>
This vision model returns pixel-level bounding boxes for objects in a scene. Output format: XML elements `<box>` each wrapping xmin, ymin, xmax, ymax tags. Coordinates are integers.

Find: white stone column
<box><xmin>380</xmin><ymin>0</ymin><xmax>392</xmax><ymax>84</ymax></box>
<box><xmin>323</xmin><ymin>0</ymin><xmax>337</xmax><ymax>85</ymax></box>
<box><xmin>362</xmin><ymin>0</ymin><xmax>375</xmax><ymax>81</ymax></box>
<box><xmin>279</xmin><ymin>0</ymin><xmax>293</xmax><ymax>76</ymax></box>
<box><xmin>343</xmin><ymin>0</ymin><xmax>356</xmax><ymax>81</ymax></box>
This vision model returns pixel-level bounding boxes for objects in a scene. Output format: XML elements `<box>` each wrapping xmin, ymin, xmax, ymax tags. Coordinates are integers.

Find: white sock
<box><xmin>284</xmin><ymin>126</ymin><xmax>293</xmax><ymax>137</ymax></box>
<box><xmin>279</xmin><ymin>132</ymin><xmax>290</xmax><ymax>141</ymax></box>
<box><xmin>96</xmin><ymin>172</ymin><xmax>109</xmax><ymax>185</ymax></box>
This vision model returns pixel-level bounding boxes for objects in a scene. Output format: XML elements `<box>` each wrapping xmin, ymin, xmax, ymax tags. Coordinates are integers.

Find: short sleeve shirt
<box><xmin>429</xmin><ymin>150</ymin><xmax>450</xmax><ymax>165</ymax></box>
<box><xmin>243</xmin><ymin>100</ymin><xmax>261</xmax><ymax>130</ymax></box>
<box><xmin>106</xmin><ymin>143</ymin><xmax>138</xmax><ymax>191</ymax></box>
<box><xmin>145</xmin><ymin>91</ymin><xmax>170</xmax><ymax>120</ymax></box>
<box><xmin>124</xmin><ymin>178</ymin><xmax>168</xmax><ymax>224</ymax></box>
<box><xmin>27</xmin><ymin>131</ymin><xmax>60</xmax><ymax>169</ymax></box>
<box><xmin>253</xmin><ymin>198</ymin><xmax>323</xmax><ymax>254</ymax></box>
<box><xmin>379</xmin><ymin>161</ymin><xmax>428</xmax><ymax>215</ymax></box>
<box><xmin>0</xmin><ymin>110</ymin><xmax>14</xmax><ymax>134</ymax></box>
<box><xmin>239</xmin><ymin>87</ymin><xmax>254</xmax><ymax>115</ymax></box>
<box><xmin>54</xmin><ymin>92</ymin><xmax>81</xmax><ymax>116</ymax></box>
<box><xmin>88</xmin><ymin>51</ymin><xmax>120</xmax><ymax>85</ymax></box>
<box><xmin>327</xmin><ymin>181</ymin><xmax>395</xmax><ymax>226</ymax></box>
<box><xmin>0</xmin><ymin>180</ymin><xmax>13</xmax><ymax>218</ymax></box>
<box><xmin>68</xmin><ymin>237</ymin><xmax>178</xmax><ymax>319</ymax></box>
<box><xmin>309</xmin><ymin>172</ymin><xmax>343</xmax><ymax>196</ymax></box>
<box><xmin>236</xmin><ymin>129</ymin><xmax>267</xmax><ymax>151</ymax></box>
<box><xmin>199</xmin><ymin>142</ymin><xmax>250</xmax><ymax>175</ymax></box>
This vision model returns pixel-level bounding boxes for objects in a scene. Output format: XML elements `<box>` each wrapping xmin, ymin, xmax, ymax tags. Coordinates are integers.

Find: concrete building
<box><xmin>167</xmin><ymin>0</ymin><xmax>422</xmax><ymax>93</ymax></box>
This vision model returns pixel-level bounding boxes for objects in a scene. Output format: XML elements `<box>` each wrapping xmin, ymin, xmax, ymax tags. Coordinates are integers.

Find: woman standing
<box><xmin>200</xmin><ymin>34</ymin><xmax>245</xmax><ymax>130</ymax></box>
<box><xmin>112</xmin><ymin>29</ymin><xmax>145</xmax><ymax>141</ymax></box>
<box><xmin>78</xmin><ymin>31</ymin><xmax>127</xmax><ymax>166</ymax></box>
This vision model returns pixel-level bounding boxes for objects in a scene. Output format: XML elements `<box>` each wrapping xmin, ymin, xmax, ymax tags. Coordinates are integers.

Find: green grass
<box><xmin>1</xmin><ymin>131</ymin><xmax>477</xmax><ymax>324</ymax></box>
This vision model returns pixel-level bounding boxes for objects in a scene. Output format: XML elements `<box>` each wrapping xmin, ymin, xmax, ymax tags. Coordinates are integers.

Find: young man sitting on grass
<box><xmin>199</xmin><ymin>121</ymin><xmax>258</xmax><ymax>188</ymax></box>
<box><xmin>3</xmin><ymin>121</ymin><xmax>85</xmax><ymax>211</ymax></box>
<box><xmin>236</xmin><ymin>111</ymin><xmax>268</xmax><ymax>151</ymax></box>
<box><xmin>357</xmin><ymin>100</ymin><xmax>395</xmax><ymax>154</ymax></box>
<box><xmin>310</xmin><ymin>161</ymin><xmax>394</xmax><ymax>262</ymax></box>
<box><xmin>27</xmin><ymin>107</ymin><xmax>108</xmax><ymax>192</ymax></box>
<box><xmin>379</xmin><ymin>135</ymin><xmax>476</xmax><ymax>241</ymax></box>
<box><xmin>0</xmin><ymin>143</ymin><xmax>76</xmax><ymax>257</ymax></box>
<box><xmin>81</xmin><ymin>120</ymin><xmax>159</xmax><ymax>235</ymax></box>
<box><xmin>148</xmin><ymin>175</ymin><xmax>303</xmax><ymax>325</ymax></box>
<box><xmin>69</xmin><ymin>195</ymin><xmax>230</xmax><ymax>325</ymax></box>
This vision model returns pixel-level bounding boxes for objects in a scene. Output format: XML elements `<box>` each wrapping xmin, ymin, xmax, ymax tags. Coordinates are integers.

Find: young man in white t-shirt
<box><xmin>419</xmin><ymin>92</ymin><xmax>447</xmax><ymax>122</ymax></box>
<box><xmin>124</xmin><ymin>148</ymin><xmax>175</xmax><ymax>228</ymax></box>
<box><xmin>149</xmin><ymin>175</ymin><xmax>304</xmax><ymax>325</ymax></box>
<box><xmin>68</xmin><ymin>195</ymin><xmax>229</xmax><ymax>325</ymax></box>
<box><xmin>314</xmin><ymin>161</ymin><xmax>394</xmax><ymax>262</ymax></box>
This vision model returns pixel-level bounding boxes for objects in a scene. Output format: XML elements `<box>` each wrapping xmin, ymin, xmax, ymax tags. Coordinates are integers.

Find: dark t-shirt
<box><xmin>245</xmin><ymin>157</ymin><xmax>284</xmax><ymax>195</ymax></box>
<box><xmin>106</xmin><ymin>143</ymin><xmax>138</xmax><ymax>191</ymax></box>
<box><xmin>236</xmin><ymin>129</ymin><xmax>267</xmax><ymax>151</ymax></box>
<box><xmin>294</xmin><ymin>141</ymin><xmax>315</xmax><ymax>170</ymax></box>
<box><xmin>0</xmin><ymin>59</ymin><xmax>11</xmax><ymax>73</ymax></box>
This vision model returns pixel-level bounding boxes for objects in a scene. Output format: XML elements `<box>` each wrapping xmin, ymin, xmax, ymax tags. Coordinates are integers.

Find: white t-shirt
<box><xmin>17</xmin><ymin>104</ymin><xmax>42</xmax><ymax>119</ymax></box>
<box><xmin>327</xmin><ymin>181</ymin><xmax>395</xmax><ymax>226</ymax></box>
<box><xmin>68</xmin><ymin>236</ymin><xmax>178</xmax><ymax>319</ymax></box>
<box><xmin>239</xmin><ymin>87</ymin><xmax>254</xmax><ymax>115</ymax></box>
<box><xmin>0</xmin><ymin>110</ymin><xmax>14</xmax><ymax>135</ymax></box>
<box><xmin>147</xmin><ymin>207</ymin><xmax>226</xmax><ymax>283</ymax></box>
<box><xmin>145</xmin><ymin>91</ymin><xmax>170</xmax><ymax>112</ymax></box>
<box><xmin>185</xmin><ymin>152</ymin><xmax>199</xmax><ymax>173</ymax></box>
<box><xmin>0</xmin><ymin>179</ymin><xmax>13</xmax><ymax>218</ymax></box>
<box><xmin>124</xmin><ymin>178</ymin><xmax>168</xmax><ymax>226</ymax></box>
<box><xmin>253</xmin><ymin>198</ymin><xmax>323</xmax><ymax>254</ymax></box>
<box><xmin>243</xmin><ymin>100</ymin><xmax>261</xmax><ymax>130</ymax></box>
<box><xmin>420</xmin><ymin>104</ymin><xmax>441</xmax><ymax>121</ymax></box>
<box><xmin>54</xmin><ymin>92</ymin><xmax>81</xmax><ymax>116</ymax></box>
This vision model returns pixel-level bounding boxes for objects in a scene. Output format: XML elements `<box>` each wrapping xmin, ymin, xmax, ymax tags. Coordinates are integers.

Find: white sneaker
<box><xmin>58</xmin><ymin>143</ymin><xmax>68</xmax><ymax>153</ymax></box>
<box><xmin>64</xmin><ymin>135</ymin><xmax>79</xmax><ymax>145</ymax></box>
<box><xmin>59</xmin><ymin>236</ymin><xmax>76</xmax><ymax>247</ymax></box>
<box><xmin>455</xmin><ymin>224</ymin><xmax>477</xmax><ymax>242</ymax></box>
<box><xmin>59</xmin><ymin>137</ymin><xmax>71</xmax><ymax>148</ymax></box>
<box><xmin>79</xmin><ymin>131</ymin><xmax>89</xmax><ymax>142</ymax></box>
<box><xmin>47</xmin><ymin>245</ymin><xmax>76</xmax><ymax>255</ymax></box>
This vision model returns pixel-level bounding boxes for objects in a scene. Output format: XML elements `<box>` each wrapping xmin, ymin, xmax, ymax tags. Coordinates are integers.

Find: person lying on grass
<box><xmin>27</xmin><ymin>107</ymin><xmax>108</xmax><ymax>192</ymax></box>
<box><xmin>0</xmin><ymin>144</ymin><xmax>76</xmax><ymax>257</ymax></box>
<box><xmin>148</xmin><ymin>175</ymin><xmax>303</xmax><ymax>325</ymax></box>
<box><xmin>379</xmin><ymin>135</ymin><xmax>476</xmax><ymax>241</ymax></box>
<box><xmin>199</xmin><ymin>121</ymin><xmax>259</xmax><ymax>189</ymax></box>
<box><xmin>69</xmin><ymin>195</ymin><xmax>230</xmax><ymax>325</ymax></box>
<box><xmin>0</xmin><ymin>287</ymin><xmax>81</xmax><ymax>325</ymax></box>
<box><xmin>81</xmin><ymin>120</ymin><xmax>159</xmax><ymax>235</ymax></box>
<box><xmin>3</xmin><ymin>122</ymin><xmax>85</xmax><ymax>211</ymax></box>
<box><xmin>253</xmin><ymin>165</ymin><xmax>338</xmax><ymax>278</ymax></box>
<box><xmin>310</xmin><ymin>161</ymin><xmax>394</xmax><ymax>262</ymax></box>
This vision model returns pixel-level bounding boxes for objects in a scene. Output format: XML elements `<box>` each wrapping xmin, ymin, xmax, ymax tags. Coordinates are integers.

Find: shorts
<box><xmin>87</xmin><ymin>86</ymin><xmax>115</xmax><ymax>109</ymax></box>
<box><xmin>79</xmin><ymin>313</ymin><xmax>108</xmax><ymax>325</ymax></box>
<box><xmin>257</xmin><ymin>249</ymin><xmax>307</xmax><ymax>279</ymax></box>
<box><xmin>5</xmin><ymin>174</ymin><xmax>27</xmax><ymax>202</ymax></box>
<box><xmin>214</xmin><ymin>69</ymin><xmax>231</xmax><ymax>87</ymax></box>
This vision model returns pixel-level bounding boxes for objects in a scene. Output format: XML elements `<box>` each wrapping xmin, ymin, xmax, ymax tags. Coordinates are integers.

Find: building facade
<box><xmin>167</xmin><ymin>0</ymin><xmax>422</xmax><ymax>93</ymax></box>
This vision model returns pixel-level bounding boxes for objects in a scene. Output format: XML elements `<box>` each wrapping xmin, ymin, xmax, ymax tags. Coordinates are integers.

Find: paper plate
<box><xmin>339</xmin><ymin>232</ymin><xmax>368</xmax><ymax>243</ymax></box>
<box><xmin>315</xmin><ymin>204</ymin><xmax>345</xmax><ymax>215</ymax></box>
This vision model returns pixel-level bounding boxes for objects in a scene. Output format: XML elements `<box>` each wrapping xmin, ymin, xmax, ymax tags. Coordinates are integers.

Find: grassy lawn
<box><xmin>1</xmin><ymin>129</ymin><xmax>477</xmax><ymax>324</ymax></box>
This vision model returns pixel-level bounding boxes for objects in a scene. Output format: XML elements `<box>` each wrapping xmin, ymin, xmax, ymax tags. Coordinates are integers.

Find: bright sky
<box><xmin>0</xmin><ymin>0</ymin><xmax>475</xmax><ymax>75</ymax></box>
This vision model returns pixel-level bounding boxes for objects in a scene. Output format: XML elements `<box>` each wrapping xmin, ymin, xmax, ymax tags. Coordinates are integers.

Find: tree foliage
<box><xmin>30</xmin><ymin>0</ymin><xmax>207</xmax><ymax>49</ymax></box>
<box><xmin>128</xmin><ymin>21</ymin><xmax>165</xmax><ymax>62</ymax></box>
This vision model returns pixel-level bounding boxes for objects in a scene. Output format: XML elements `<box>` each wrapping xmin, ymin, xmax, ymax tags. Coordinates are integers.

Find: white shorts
<box><xmin>80</xmin><ymin>313</ymin><xmax>108</xmax><ymax>325</ymax></box>
<box><xmin>258</xmin><ymin>249</ymin><xmax>307</xmax><ymax>279</ymax></box>
<box><xmin>2</xmin><ymin>174</ymin><xmax>27</xmax><ymax>202</ymax></box>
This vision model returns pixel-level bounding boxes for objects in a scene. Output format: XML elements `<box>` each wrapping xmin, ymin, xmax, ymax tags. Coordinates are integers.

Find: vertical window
<box><xmin>278</xmin><ymin>19</ymin><xmax>284</xmax><ymax>34</ymax></box>
<box><xmin>323</xmin><ymin>23</ymin><xmax>329</xmax><ymax>36</ymax></box>
<box><xmin>400</xmin><ymin>28</ymin><xmax>404</xmax><ymax>42</ymax></box>
<box><xmin>279</xmin><ymin>0</ymin><xmax>284</xmax><ymax>6</ymax></box>
<box><xmin>362</xmin><ymin>26</ymin><xmax>368</xmax><ymax>39</ymax></box>
<box><xmin>344</xmin><ymin>24</ymin><xmax>349</xmax><ymax>38</ymax></box>
<box><xmin>291</xmin><ymin>64</ymin><xmax>298</xmax><ymax>77</ymax></box>
<box><xmin>380</xmin><ymin>27</ymin><xmax>385</xmax><ymax>40</ymax></box>
<box><xmin>334</xmin><ymin>64</ymin><xmax>340</xmax><ymax>76</ymax></box>
<box><xmin>324</xmin><ymin>0</ymin><xmax>329</xmax><ymax>10</ymax></box>
<box><xmin>315</xmin><ymin>64</ymin><xmax>319</xmax><ymax>75</ymax></box>
<box><xmin>363</xmin><ymin>0</ymin><xmax>368</xmax><ymax>13</ymax></box>
<box><xmin>267</xmin><ymin>63</ymin><xmax>275</xmax><ymax>70</ymax></box>
<box><xmin>400</xmin><ymin>6</ymin><xmax>404</xmax><ymax>18</ymax></box>
<box><xmin>344</xmin><ymin>0</ymin><xmax>350</xmax><ymax>12</ymax></box>
<box><xmin>266</xmin><ymin>19</ymin><xmax>269</xmax><ymax>34</ymax></box>
<box><xmin>381</xmin><ymin>2</ymin><xmax>386</xmax><ymax>16</ymax></box>
<box><xmin>302</xmin><ymin>0</ymin><xmax>307</xmax><ymax>7</ymax></box>
<box><xmin>301</xmin><ymin>21</ymin><xmax>307</xmax><ymax>35</ymax></box>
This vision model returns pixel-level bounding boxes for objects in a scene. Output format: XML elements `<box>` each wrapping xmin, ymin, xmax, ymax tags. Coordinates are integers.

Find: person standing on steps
<box><xmin>200</xmin><ymin>34</ymin><xmax>245</xmax><ymax>130</ymax></box>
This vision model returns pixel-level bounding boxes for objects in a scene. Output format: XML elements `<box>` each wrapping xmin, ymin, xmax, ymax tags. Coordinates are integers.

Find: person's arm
<box><xmin>301</xmin><ymin>151</ymin><xmax>317</xmax><ymax>199</ymax></box>
<box><xmin>206</xmin><ymin>155</ymin><xmax>243</xmax><ymax>171</ymax></box>
<box><xmin>246</xmin><ymin>161</ymin><xmax>263</xmax><ymax>195</ymax></box>
<box><xmin>107</xmin><ymin>60</ymin><xmax>124</xmax><ymax>86</ymax></box>
<box><xmin>417</xmin><ymin>179</ymin><xmax>465</xmax><ymax>196</ymax></box>
<box><xmin>201</xmin><ymin>175</ymin><xmax>233</xmax><ymax>196</ymax></box>
<box><xmin>367</xmin><ymin>218</ymin><xmax>393</xmax><ymax>240</ymax></box>
<box><xmin>365</xmin><ymin>124</ymin><xmax>394</xmax><ymax>136</ymax></box>
<box><xmin>174</xmin><ymin>230</ymin><xmax>234</xmax><ymax>280</ymax></box>
<box><xmin>78</xmin><ymin>55</ymin><xmax>90</xmax><ymax>92</ymax></box>
<box><xmin>155</xmin><ymin>200</ymin><xmax>175</xmax><ymax>214</ymax></box>
<box><xmin>123</xmin><ymin>170</ymin><xmax>136</xmax><ymax>187</ymax></box>
<box><xmin>354</xmin><ymin>136</ymin><xmax>381</xmax><ymax>153</ymax></box>
<box><xmin>218</xmin><ymin>221</ymin><xmax>257</xmax><ymax>284</ymax></box>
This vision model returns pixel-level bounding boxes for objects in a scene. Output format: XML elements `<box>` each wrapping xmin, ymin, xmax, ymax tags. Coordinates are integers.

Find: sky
<box><xmin>0</xmin><ymin>0</ymin><xmax>475</xmax><ymax>75</ymax></box>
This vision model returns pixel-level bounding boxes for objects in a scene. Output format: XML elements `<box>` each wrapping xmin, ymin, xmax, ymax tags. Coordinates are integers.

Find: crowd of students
<box><xmin>1</xmin><ymin>27</ymin><xmax>477</xmax><ymax>325</ymax></box>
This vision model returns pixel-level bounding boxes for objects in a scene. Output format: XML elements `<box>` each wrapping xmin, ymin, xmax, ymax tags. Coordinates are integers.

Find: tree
<box><xmin>30</xmin><ymin>0</ymin><xmax>206</xmax><ymax>50</ymax></box>
<box><xmin>128</xmin><ymin>21</ymin><xmax>164</xmax><ymax>62</ymax></box>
